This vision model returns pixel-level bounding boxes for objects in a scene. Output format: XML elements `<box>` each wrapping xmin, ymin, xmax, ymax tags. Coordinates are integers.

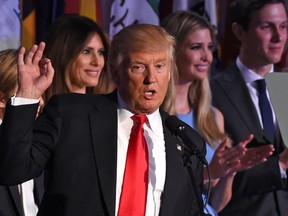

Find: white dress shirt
<box><xmin>116</xmin><ymin>93</ymin><xmax>166</xmax><ymax>216</ymax></box>
<box><xmin>11</xmin><ymin>93</ymin><xmax>167</xmax><ymax>215</ymax></box>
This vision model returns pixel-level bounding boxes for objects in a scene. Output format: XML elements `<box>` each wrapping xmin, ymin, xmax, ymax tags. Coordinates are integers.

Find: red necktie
<box><xmin>118</xmin><ymin>114</ymin><xmax>149</xmax><ymax>216</ymax></box>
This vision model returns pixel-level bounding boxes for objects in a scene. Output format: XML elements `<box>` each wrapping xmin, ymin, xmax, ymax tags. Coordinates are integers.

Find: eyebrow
<box><xmin>131</xmin><ymin>58</ymin><xmax>167</xmax><ymax>64</ymax></box>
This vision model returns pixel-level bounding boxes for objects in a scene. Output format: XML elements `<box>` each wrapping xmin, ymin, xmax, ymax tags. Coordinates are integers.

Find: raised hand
<box><xmin>16</xmin><ymin>42</ymin><xmax>54</xmax><ymax>99</ymax></box>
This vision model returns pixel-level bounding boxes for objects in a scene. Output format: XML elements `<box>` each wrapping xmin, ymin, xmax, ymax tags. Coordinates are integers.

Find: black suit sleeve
<box><xmin>0</xmin><ymin>97</ymin><xmax>61</xmax><ymax>185</ymax></box>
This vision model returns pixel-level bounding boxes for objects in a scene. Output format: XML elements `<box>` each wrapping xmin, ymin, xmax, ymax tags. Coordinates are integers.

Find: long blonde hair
<box><xmin>161</xmin><ymin>11</ymin><xmax>226</xmax><ymax>147</ymax></box>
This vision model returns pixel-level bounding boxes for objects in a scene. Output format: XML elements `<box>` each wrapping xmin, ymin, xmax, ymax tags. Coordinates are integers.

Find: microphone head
<box><xmin>165</xmin><ymin>115</ymin><xmax>186</xmax><ymax>136</ymax></box>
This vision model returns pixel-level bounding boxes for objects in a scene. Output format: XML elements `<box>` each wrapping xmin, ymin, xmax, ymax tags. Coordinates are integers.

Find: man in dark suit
<box><xmin>211</xmin><ymin>0</ymin><xmax>288</xmax><ymax>215</ymax></box>
<box><xmin>0</xmin><ymin>24</ymin><xmax>206</xmax><ymax>216</ymax></box>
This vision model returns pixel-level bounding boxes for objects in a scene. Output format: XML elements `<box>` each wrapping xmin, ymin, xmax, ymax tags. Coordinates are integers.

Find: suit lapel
<box><xmin>89</xmin><ymin>93</ymin><xmax>118</xmax><ymax>216</ymax></box>
<box><xmin>8</xmin><ymin>185</ymin><xmax>25</xmax><ymax>216</ymax></box>
<box><xmin>159</xmin><ymin>111</ymin><xmax>189</xmax><ymax>215</ymax></box>
<box><xmin>218</xmin><ymin>64</ymin><xmax>263</xmax><ymax>137</ymax></box>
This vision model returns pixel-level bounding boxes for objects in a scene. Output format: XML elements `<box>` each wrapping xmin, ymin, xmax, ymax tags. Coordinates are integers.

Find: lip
<box><xmin>269</xmin><ymin>46</ymin><xmax>283</xmax><ymax>50</ymax></box>
<box><xmin>85</xmin><ymin>70</ymin><xmax>101</xmax><ymax>76</ymax></box>
<box><xmin>195</xmin><ymin>64</ymin><xmax>209</xmax><ymax>72</ymax></box>
<box><xmin>143</xmin><ymin>89</ymin><xmax>156</xmax><ymax>100</ymax></box>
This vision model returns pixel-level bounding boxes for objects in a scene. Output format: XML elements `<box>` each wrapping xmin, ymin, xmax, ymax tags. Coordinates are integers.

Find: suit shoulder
<box><xmin>48</xmin><ymin>92</ymin><xmax>115</xmax><ymax>107</ymax></box>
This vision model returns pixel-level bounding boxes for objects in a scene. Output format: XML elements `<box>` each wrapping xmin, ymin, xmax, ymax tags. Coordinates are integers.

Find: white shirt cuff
<box><xmin>11</xmin><ymin>95</ymin><xmax>39</xmax><ymax>106</ymax></box>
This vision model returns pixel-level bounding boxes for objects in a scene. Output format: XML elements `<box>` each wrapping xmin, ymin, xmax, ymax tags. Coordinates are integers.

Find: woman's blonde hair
<box><xmin>162</xmin><ymin>11</ymin><xmax>226</xmax><ymax>147</ymax></box>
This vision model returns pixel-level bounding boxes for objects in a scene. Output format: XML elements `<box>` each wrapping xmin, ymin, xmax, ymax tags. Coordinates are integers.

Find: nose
<box><xmin>201</xmin><ymin>48</ymin><xmax>213</xmax><ymax>62</ymax></box>
<box><xmin>272</xmin><ymin>26</ymin><xmax>286</xmax><ymax>43</ymax></box>
<box><xmin>144</xmin><ymin>66</ymin><xmax>156</xmax><ymax>84</ymax></box>
<box><xmin>91</xmin><ymin>53</ymin><xmax>99</xmax><ymax>66</ymax></box>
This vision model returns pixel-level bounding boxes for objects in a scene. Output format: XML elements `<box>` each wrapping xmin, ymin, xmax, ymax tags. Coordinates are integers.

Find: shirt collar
<box><xmin>117</xmin><ymin>91</ymin><xmax>162</xmax><ymax>132</ymax></box>
<box><xmin>236</xmin><ymin>57</ymin><xmax>274</xmax><ymax>84</ymax></box>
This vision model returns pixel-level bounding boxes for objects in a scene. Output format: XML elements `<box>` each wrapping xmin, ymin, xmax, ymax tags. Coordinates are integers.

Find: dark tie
<box><xmin>118</xmin><ymin>114</ymin><xmax>149</xmax><ymax>216</ymax></box>
<box><xmin>255</xmin><ymin>79</ymin><xmax>275</xmax><ymax>142</ymax></box>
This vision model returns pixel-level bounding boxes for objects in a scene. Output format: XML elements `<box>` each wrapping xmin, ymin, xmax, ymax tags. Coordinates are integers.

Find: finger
<box><xmin>247</xmin><ymin>145</ymin><xmax>274</xmax><ymax>156</ymax></box>
<box><xmin>217</xmin><ymin>138</ymin><xmax>230</xmax><ymax>151</ymax></box>
<box><xmin>239</xmin><ymin>134</ymin><xmax>254</xmax><ymax>147</ymax></box>
<box><xmin>45</xmin><ymin>58</ymin><xmax>55</xmax><ymax>83</ymax></box>
<box><xmin>32</xmin><ymin>42</ymin><xmax>46</xmax><ymax>64</ymax></box>
<box><xmin>25</xmin><ymin>44</ymin><xmax>38</xmax><ymax>64</ymax></box>
<box><xmin>18</xmin><ymin>47</ymin><xmax>26</xmax><ymax>67</ymax></box>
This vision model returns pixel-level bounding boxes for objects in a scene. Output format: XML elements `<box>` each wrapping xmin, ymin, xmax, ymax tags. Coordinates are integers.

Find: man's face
<box><xmin>116</xmin><ymin>50</ymin><xmax>170</xmax><ymax>114</ymax></box>
<box><xmin>237</xmin><ymin>3</ymin><xmax>288</xmax><ymax>67</ymax></box>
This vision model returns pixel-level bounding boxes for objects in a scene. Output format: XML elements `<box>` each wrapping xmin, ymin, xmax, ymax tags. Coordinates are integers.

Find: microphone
<box><xmin>165</xmin><ymin>115</ymin><xmax>208</xmax><ymax>165</ymax></box>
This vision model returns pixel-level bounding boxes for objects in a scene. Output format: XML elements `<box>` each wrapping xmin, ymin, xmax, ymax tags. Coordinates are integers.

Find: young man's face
<box><xmin>237</xmin><ymin>3</ymin><xmax>288</xmax><ymax>67</ymax></box>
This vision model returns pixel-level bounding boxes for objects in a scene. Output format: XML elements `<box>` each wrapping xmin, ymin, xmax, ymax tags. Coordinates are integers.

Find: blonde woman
<box><xmin>161</xmin><ymin>11</ymin><xmax>274</xmax><ymax>215</ymax></box>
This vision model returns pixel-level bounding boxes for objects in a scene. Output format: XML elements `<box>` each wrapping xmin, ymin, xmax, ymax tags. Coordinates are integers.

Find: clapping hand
<box><xmin>235</xmin><ymin>142</ymin><xmax>274</xmax><ymax>171</ymax></box>
<box><xmin>208</xmin><ymin>136</ymin><xmax>249</xmax><ymax>180</ymax></box>
<box><xmin>208</xmin><ymin>134</ymin><xmax>274</xmax><ymax>180</ymax></box>
<box><xmin>16</xmin><ymin>42</ymin><xmax>54</xmax><ymax>99</ymax></box>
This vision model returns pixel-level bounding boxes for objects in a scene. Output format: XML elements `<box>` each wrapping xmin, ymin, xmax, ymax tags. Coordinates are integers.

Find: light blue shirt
<box><xmin>177</xmin><ymin>110</ymin><xmax>217</xmax><ymax>216</ymax></box>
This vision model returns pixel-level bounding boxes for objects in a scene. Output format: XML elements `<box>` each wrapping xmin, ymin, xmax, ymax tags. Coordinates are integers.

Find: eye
<box><xmin>98</xmin><ymin>48</ymin><xmax>105</xmax><ymax>56</ymax></box>
<box><xmin>260</xmin><ymin>24</ymin><xmax>271</xmax><ymax>30</ymax></box>
<box><xmin>155</xmin><ymin>63</ymin><xmax>165</xmax><ymax>72</ymax></box>
<box><xmin>208</xmin><ymin>44</ymin><xmax>214</xmax><ymax>51</ymax></box>
<box><xmin>131</xmin><ymin>64</ymin><xmax>145</xmax><ymax>73</ymax></box>
<box><xmin>82</xmin><ymin>48</ymin><xmax>91</xmax><ymax>54</ymax></box>
<box><xmin>280</xmin><ymin>23</ymin><xmax>288</xmax><ymax>30</ymax></box>
<box><xmin>190</xmin><ymin>45</ymin><xmax>200</xmax><ymax>50</ymax></box>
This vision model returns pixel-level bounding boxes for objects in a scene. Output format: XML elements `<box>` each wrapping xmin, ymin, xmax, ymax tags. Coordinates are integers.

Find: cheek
<box><xmin>207</xmin><ymin>52</ymin><xmax>213</xmax><ymax>63</ymax></box>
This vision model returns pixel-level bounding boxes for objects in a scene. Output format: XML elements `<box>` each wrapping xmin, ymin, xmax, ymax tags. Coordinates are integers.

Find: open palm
<box><xmin>17</xmin><ymin>42</ymin><xmax>54</xmax><ymax>99</ymax></box>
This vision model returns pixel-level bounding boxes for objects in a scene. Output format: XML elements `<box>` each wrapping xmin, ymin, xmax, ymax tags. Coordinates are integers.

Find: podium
<box><xmin>265</xmin><ymin>72</ymin><xmax>288</xmax><ymax>148</ymax></box>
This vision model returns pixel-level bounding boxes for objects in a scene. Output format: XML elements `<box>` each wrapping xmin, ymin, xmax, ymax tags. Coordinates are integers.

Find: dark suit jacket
<box><xmin>0</xmin><ymin>91</ymin><xmax>206</xmax><ymax>216</ymax></box>
<box><xmin>0</xmin><ymin>126</ymin><xmax>44</xmax><ymax>216</ymax></box>
<box><xmin>0</xmin><ymin>178</ymin><xmax>44</xmax><ymax>216</ymax></box>
<box><xmin>210</xmin><ymin>63</ymin><xmax>288</xmax><ymax>216</ymax></box>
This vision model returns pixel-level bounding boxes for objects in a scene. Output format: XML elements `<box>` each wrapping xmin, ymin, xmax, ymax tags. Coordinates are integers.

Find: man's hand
<box><xmin>16</xmin><ymin>42</ymin><xmax>54</xmax><ymax>99</ymax></box>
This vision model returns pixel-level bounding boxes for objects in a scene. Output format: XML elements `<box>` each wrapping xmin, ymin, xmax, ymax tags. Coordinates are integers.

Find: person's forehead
<box><xmin>128</xmin><ymin>50</ymin><xmax>169</xmax><ymax>63</ymax></box>
<box><xmin>250</xmin><ymin>3</ymin><xmax>287</xmax><ymax>24</ymax></box>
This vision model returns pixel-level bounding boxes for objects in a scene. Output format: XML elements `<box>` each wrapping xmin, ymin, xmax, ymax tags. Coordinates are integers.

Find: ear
<box><xmin>231</xmin><ymin>23</ymin><xmax>244</xmax><ymax>42</ymax></box>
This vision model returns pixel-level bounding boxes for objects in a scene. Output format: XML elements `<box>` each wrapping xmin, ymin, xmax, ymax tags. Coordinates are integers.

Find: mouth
<box><xmin>195</xmin><ymin>65</ymin><xmax>209</xmax><ymax>72</ymax></box>
<box><xmin>144</xmin><ymin>89</ymin><xmax>156</xmax><ymax>99</ymax></box>
<box><xmin>85</xmin><ymin>70</ymin><xmax>100</xmax><ymax>76</ymax></box>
